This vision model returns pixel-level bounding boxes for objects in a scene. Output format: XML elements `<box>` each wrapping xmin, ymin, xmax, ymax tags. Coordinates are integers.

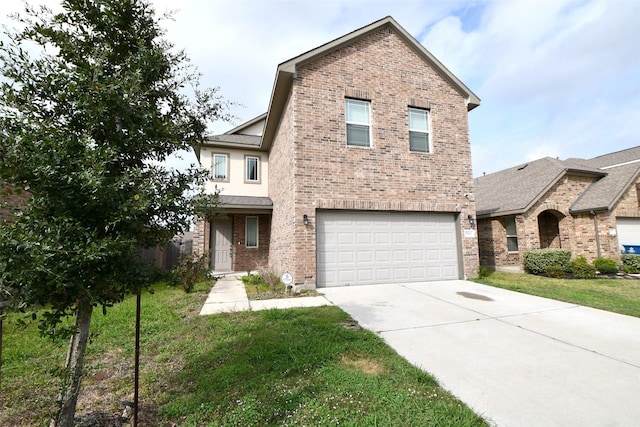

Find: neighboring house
<box><xmin>193</xmin><ymin>16</ymin><xmax>481</xmax><ymax>287</ymax></box>
<box><xmin>475</xmin><ymin>146</ymin><xmax>640</xmax><ymax>271</ymax></box>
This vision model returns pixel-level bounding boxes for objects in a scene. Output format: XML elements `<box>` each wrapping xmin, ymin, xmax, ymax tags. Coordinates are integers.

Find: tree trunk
<box><xmin>54</xmin><ymin>301</ymin><xmax>93</xmax><ymax>427</ymax></box>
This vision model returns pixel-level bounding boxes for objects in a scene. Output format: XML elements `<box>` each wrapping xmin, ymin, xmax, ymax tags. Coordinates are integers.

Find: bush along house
<box><xmin>192</xmin><ymin>16</ymin><xmax>481</xmax><ymax>288</ymax></box>
<box><xmin>474</xmin><ymin>146</ymin><xmax>640</xmax><ymax>272</ymax></box>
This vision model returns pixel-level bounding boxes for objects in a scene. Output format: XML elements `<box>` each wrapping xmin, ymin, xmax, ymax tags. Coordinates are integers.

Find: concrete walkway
<box><xmin>321</xmin><ymin>280</ymin><xmax>640</xmax><ymax>427</ymax></box>
<box><xmin>199</xmin><ymin>276</ymin><xmax>640</xmax><ymax>426</ymax></box>
<box><xmin>199</xmin><ymin>274</ymin><xmax>332</xmax><ymax>315</ymax></box>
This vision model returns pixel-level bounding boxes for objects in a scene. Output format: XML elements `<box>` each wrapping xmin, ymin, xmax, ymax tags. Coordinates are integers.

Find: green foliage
<box><xmin>523</xmin><ymin>249</ymin><xmax>572</xmax><ymax>275</ymax></box>
<box><xmin>0</xmin><ymin>0</ymin><xmax>229</xmax><ymax>334</ymax></box>
<box><xmin>621</xmin><ymin>254</ymin><xmax>640</xmax><ymax>273</ymax></box>
<box><xmin>593</xmin><ymin>257</ymin><xmax>619</xmax><ymax>275</ymax></box>
<box><xmin>0</xmin><ymin>1</ymin><xmax>231</xmax><ymax>423</ymax></box>
<box><xmin>170</xmin><ymin>252</ymin><xmax>210</xmax><ymax>293</ymax></box>
<box><xmin>544</xmin><ymin>265</ymin><xmax>566</xmax><ymax>279</ymax></box>
<box><xmin>567</xmin><ymin>256</ymin><xmax>597</xmax><ymax>279</ymax></box>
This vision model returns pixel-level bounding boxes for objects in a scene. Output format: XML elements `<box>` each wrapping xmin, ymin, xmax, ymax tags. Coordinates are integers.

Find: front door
<box><xmin>211</xmin><ymin>218</ymin><xmax>233</xmax><ymax>271</ymax></box>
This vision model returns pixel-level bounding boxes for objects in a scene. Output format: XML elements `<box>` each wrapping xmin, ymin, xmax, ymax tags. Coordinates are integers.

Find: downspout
<box><xmin>591</xmin><ymin>210</ymin><xmax>602</xmax><ymax>259</ymax></box>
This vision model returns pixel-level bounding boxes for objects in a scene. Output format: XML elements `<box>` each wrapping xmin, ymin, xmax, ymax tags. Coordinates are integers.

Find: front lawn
<box><xmin>473</xmin><ymin>271</ymin><xmax>640</xmax><ymax>318</ymax></box>
<box><xmin>1</xmin><ymin>281</ymin><xmax>488</xmax><ymax>426</ymax></box>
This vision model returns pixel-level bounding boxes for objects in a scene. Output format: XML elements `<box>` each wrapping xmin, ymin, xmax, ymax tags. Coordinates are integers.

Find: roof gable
<box><xmin>476</xmin><ymin>146</ymin><xmax>640</xmax><ymax>217</ymax></box>
<box><xmin>474</xmin><ymin>157</ymin><xmax>605</xmax><ymax>217</ymax></box>
<box><xmin>261</xmin><ymin>16</ymin><xmax>480</xmax><ymax>151</ymax></box>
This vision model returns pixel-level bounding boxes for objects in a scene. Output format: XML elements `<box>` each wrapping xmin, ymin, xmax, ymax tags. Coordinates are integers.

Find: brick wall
<box><xmin>478</xmin><ymin>217</ymin><xmax>523</xmax><ymax>270</ymax></box>
<box><xmin>270</xmin><ymin>25</ymin><xmax>479</xmax><ymax>283</ymax></box>
<box><xmin>479</xmin><ymin>173</ymin><xmax>635</xmax><ymax>270</ymax></box>
<box><xmin>268</xmin><ymin>89</ymin><xmax>298</xmax><ymax>278</ymax></box>
<box><xmin>232</xmin><ymin>213</ymin><xmax>271</xmax><ymax>272</ymax></box>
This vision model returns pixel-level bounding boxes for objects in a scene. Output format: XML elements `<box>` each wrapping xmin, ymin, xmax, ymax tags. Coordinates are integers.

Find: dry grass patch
<box><xmin>341</xmin><ymin>351</ymin><xmax>385</xmax><ymax>376</ymax></box>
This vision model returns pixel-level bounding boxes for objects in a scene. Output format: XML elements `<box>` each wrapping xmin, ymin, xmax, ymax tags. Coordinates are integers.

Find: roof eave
<box><xmin>260</xmin><ymin>16</ymin><xmax>481</xmax><ymax>150</ymax></box>
<box><xmin>261</xmin><ymin>69</ymin><xmax>294</xmax><ymax>151</ymax></box>
<box><xmin>476</xmin><ymin>208</ymin><xmax>527</xmax><ymax>219</ymax></box>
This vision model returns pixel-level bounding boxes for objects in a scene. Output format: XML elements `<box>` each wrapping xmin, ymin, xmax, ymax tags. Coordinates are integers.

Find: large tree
<box><xmin>0</xmin><ymin>1</ymin><xmax>226</xmax><ymax>425</ymax></box>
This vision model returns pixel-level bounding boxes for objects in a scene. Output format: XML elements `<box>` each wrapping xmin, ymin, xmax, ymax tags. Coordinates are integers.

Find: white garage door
<box><xmin>616</xmin><ymin>217</ymin><xmax>640</xmax><ymax>246</ymax></box>
<box><xmin>317</xmin><ymin>211</ymin><xmax>460</xmax><ymax>287</ymax></box>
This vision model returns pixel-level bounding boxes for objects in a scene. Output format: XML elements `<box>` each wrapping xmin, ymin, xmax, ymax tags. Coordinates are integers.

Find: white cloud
<box><xmin>2</xmin><ymin>0</ymin><xmax>638</xmax><ymax>176</ymax></box>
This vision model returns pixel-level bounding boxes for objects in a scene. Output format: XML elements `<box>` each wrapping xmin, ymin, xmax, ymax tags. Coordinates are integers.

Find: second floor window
<box><xmin>409</xmin><ymin>108</ymin><xmax>430</xmax><ymax>152</ymax></box>
<box><xmin>245</xmin><ymin>155</ymin><xmax>260</xmax><ymax>183</ymax></box>
<box><xmin>212</xmin><ymin>153</ymin><xmax>228</xmax><ymax>180</ymax></box>
<box><xmin>346</xmin><ymin>99</ymin><xmax>371</xmax><ymax>147</ymax></box>
<box><xmin>505</xmin><ymin>216</ymin><xmax>519</xmax><ymax>252</ymax></box>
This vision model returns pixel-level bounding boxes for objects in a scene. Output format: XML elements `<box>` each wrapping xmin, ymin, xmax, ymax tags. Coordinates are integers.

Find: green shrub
<box><xmin>170</xmin><ymin>252</ymin><xmax>210</xmax><ymax>293</ymax></box>
<box><xmin>622</xmin><ymin>254</ymin><xmax>640</xmax><ymax>273</ymax></box>
<box><xmin>523</xmin><ymin>249</ymin><xmax>572</xmax><ymax>275</ymax></box>
<box><xmin>567</xmin><ymin>256</ymin><xmax>597</xmax><ymax>279</ymax></box>
<box><xmin>544</xmin><ymin>265</ymin><xmax>566</xmax><ymax>279</ymax></box>
<box><xmin>593</xmin><ymin>257</ymin><xmax>618</xmax><ymax>275</ymax></box>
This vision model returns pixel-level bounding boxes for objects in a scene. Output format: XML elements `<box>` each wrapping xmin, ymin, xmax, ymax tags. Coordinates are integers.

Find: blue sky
<box><xmin>2</xmin><ymin>0</ymin><xmax>639</xmax><ymax>177</ymax></box>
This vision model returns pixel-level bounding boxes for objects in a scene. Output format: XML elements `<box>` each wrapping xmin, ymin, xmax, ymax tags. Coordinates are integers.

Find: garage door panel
<box><xmin>617</xmin><ymin>217</ymin><xmax>640</xmax><ymax>246</ymax></box>
<box><xmin>409</xmin><ymin>249</ymin><xmax>424</xmax><ymax>261</ymax></box>
<box><xmin>375</xmin><ymin>232</ymin><xmax>390</xmax><ymax>244</ymax></box>
<box><xmin>357</xmin><ymin>250</ymin><xmax>373</xmax><ymax>263</ymax></box>
<box><xmin>317</xmin><ymin>211</ymin><xmax>460</xmax><ymax>287</ymax></box>
<box><xmin>375</xmin><ymin>250</ymin><xmax>391</xmax><ymax>262</ymax></box>
<box><xmin>337</xmin><ymin>251</ymin><xmax>355</xmax><ymax>264</ymax></box>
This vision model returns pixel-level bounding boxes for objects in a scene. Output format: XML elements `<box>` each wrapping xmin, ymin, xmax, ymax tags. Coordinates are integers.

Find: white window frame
<box><xmin>245</xmin><ymin>155</ymin><xmax>260</xmax><ymax>183</ymax></box>
<box><xmin>345</xmin><ymin>98</ymin><xmax>371</xmax><ymax>147</ymax></box>
<box><xmin>408</xmin><ymin>107</ymin><xmax>430</xmax><ymax>153</ymax></box>
<box><xmin>246</xmin><ymin>216</ymin><xmax>259</xmax><ymax>248</ymax></box>
<box><xmin>505</xmin><ymin>216</ymin><xmax>519</xmax><ymax>252</ymax></box>
<box><xmin>212</xmin><ymin>153</ymin><xmax>229</xmax><ymax>181</ymax></box>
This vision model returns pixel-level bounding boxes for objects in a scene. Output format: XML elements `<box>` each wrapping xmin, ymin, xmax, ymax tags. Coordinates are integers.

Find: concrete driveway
<box><xmin>320</xmin><ymin>280</ymin><xmax>640</xmax><ymax>427</ymax></box>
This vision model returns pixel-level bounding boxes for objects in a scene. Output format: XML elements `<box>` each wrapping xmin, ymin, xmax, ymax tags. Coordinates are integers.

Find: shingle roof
<box><xmin>474</xmin><ymin>157</ymin><xmax>606</xmax><ymax>217</ymax></box>
<box><xmin>572</xmin><ymin>146</ymin><xmax>640</xmax><ymax>169</ymax></box>
<box><xmin>570</xmin><ymin>162</ymin><xmax>640</xmax><ymax>213</ymax></box>
<box><xmin>475</xmin><ymin>146</ymin><xmax>640</xmax><ymax>218</ymax></box>
<box><xmin>219</xmin><ymin>195</ymin><xmax>273</xmax><ymax>209</ymax></box>
<box><xmin>204</xmin><ymin>134</ymin><xmax>262</xmax><ymax>147</ymax></box>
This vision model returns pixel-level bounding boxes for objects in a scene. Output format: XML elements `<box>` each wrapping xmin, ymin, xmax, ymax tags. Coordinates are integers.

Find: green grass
<box><xmin>242</xmin><ymin>274</ymin><xmax>321</xmax><ymax>300</ymax></box>
<box><xmin>1</xmin><ymin>281</ymin><xmax>488</xmax><ymax>426</ymax></box>
<box><xmin>473</xmin><ymin>271</ymin><xmax>640</xmax><ymax>318</ymax></box>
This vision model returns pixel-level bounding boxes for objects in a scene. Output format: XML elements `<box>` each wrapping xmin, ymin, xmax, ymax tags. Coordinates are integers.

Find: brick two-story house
<box><xmin>193</xmin><ymin>16</ymin><xmax>481</xmax><ymax>287</ymax></box>
<box><xmin>475</xmin><ymin>146</ymin><xmax>640</xmax><ymax>271</ymax></box>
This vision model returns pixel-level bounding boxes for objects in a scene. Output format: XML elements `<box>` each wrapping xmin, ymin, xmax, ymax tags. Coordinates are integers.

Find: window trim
<box><xmin>408</xmin><ymin>107</ymin><xmax>430</xmax><ymax>153</ymax></box>
<box><xmin>212</xmin><ymin>152</ymin><xmax>229</xmax><ymax>182</ymax></box>
<box><xmin>245</xmin><ymin>216</ymin><xmax>259</xmax><ymax>248</ymax></box>
<box><xmin>244</xmin><ymin>155</ymin><xmax>261</xmax><ymax>184</ymax></box>
<box><xmin>345</xmin><ymin>98</ymin><xmax>371</xmax><ymax>148</ymax></box>
<box><xmin>505</xmin><ymin>216</ymin><xmax>519</xmax><ymax>253</ymax></box>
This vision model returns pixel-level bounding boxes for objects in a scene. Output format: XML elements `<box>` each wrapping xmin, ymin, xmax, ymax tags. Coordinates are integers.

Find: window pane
<box><xmin>346</xmin><ymin>99</ymin><xmax>369</xmax><ymax>124</ymax></box>
<box><xmin>507</xmin><ymin>237</ymin><xmax>519</xmax><ymax>252</ymax></box>
<box><xmin>409</xmin><ymin>109</ymin><xmax>428</xmax><ymax>131</ymax></box>
<box><xmin>409</xmin><ymin>131</ymin><xmax>429</xmax><ymax>152</ymax></box>
<box><xmin>246</xmin><ymin>217</ymin><xmax>258</xmax><ymax>247</ymax></box>
<box><xmin>505</xmin><ymin>217</ymin><xmax>517</xmax><ymax>235</ymax></box>
<box><xmin>246</xmin><ymin>157</ymin><xmax>258</xmax><ymax>181</ymax></box>
<box><xmin>214</xmin><ymin>154</ymin><xmax>227</xmax><ymax>179</ymax></box>
<box><xmin>347</xmin><ymin>124</ymin><xmax>370</xmax><ymax>146</ymax></box>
